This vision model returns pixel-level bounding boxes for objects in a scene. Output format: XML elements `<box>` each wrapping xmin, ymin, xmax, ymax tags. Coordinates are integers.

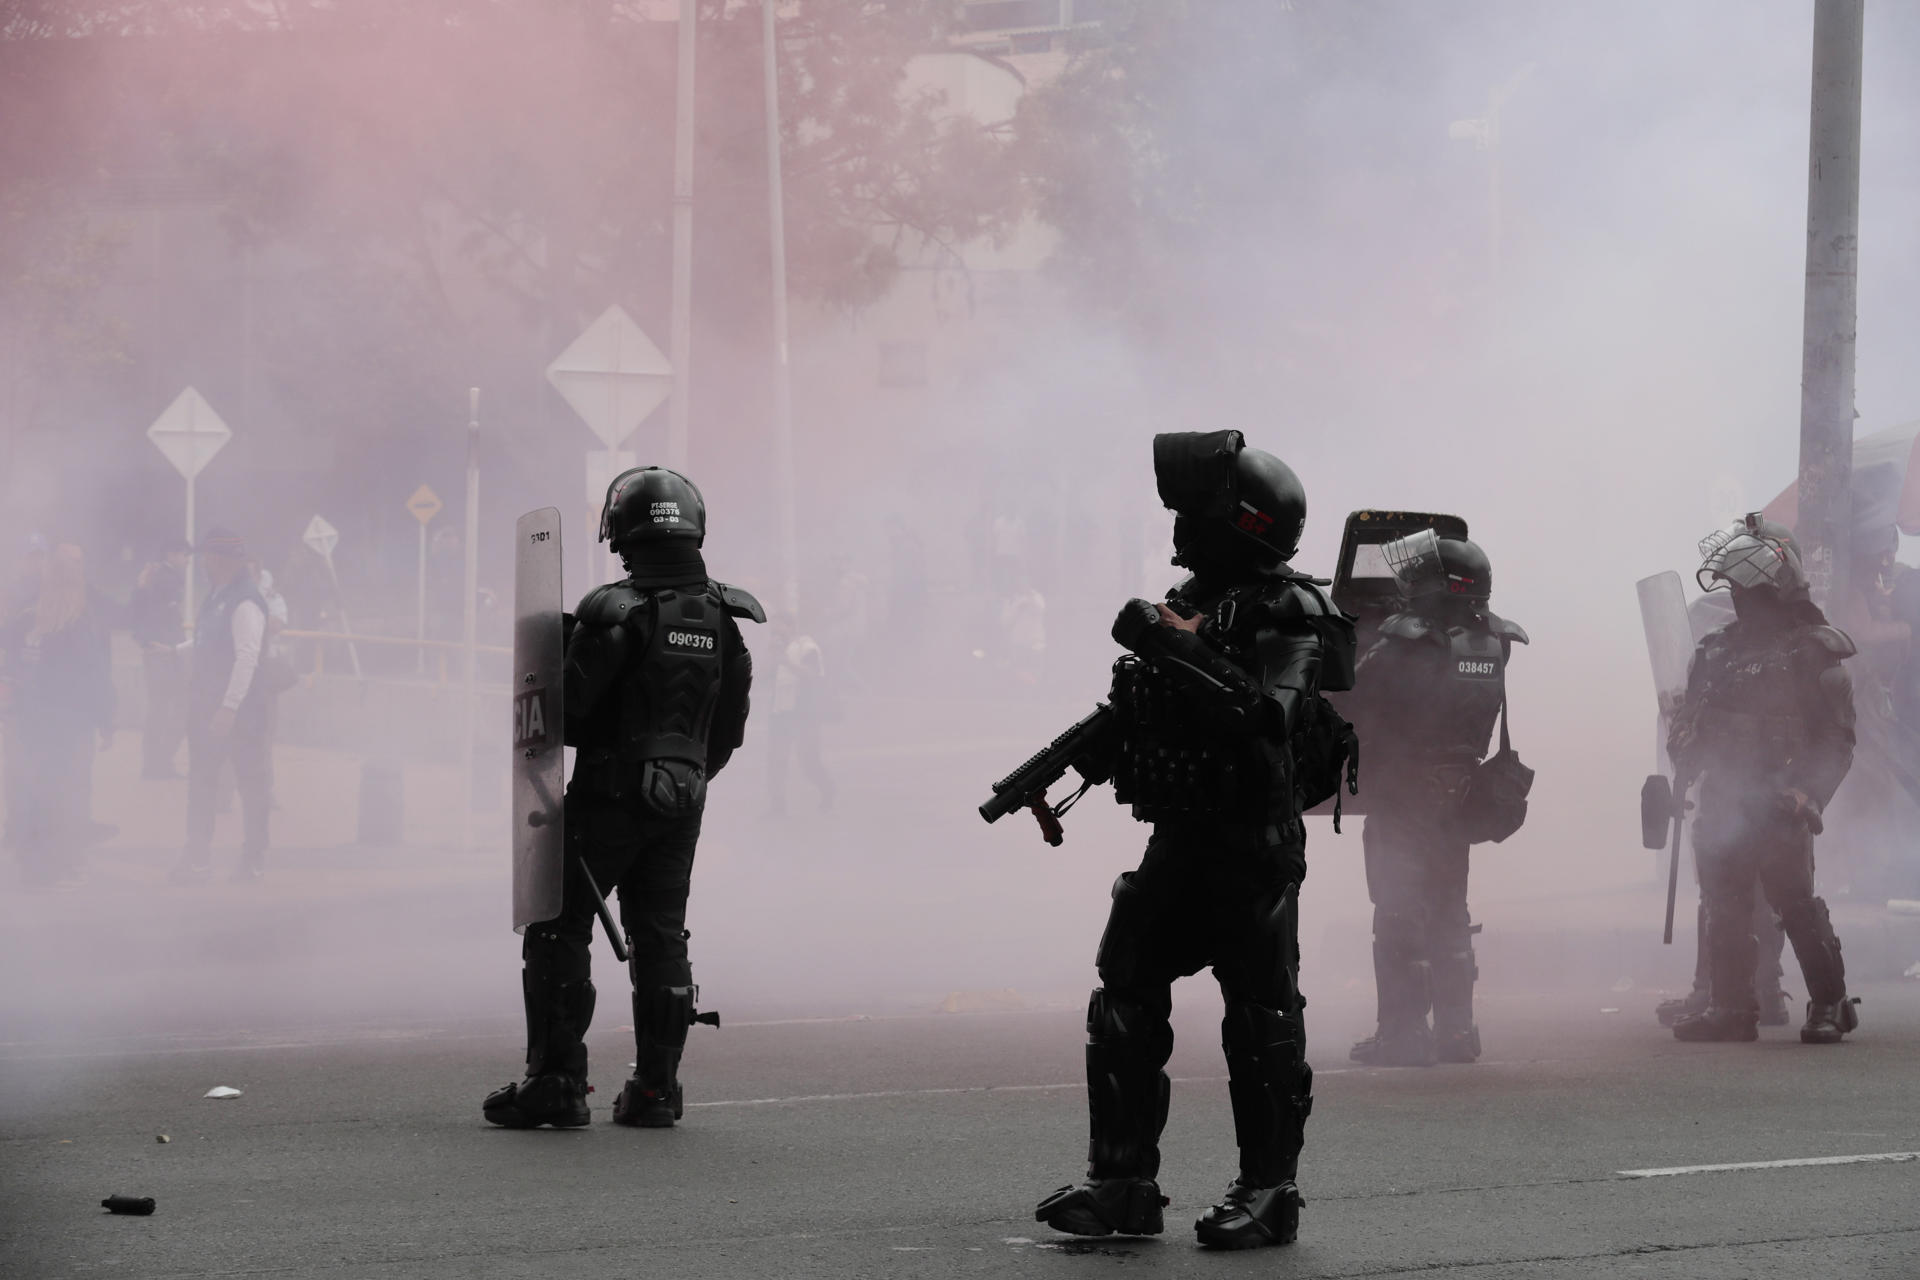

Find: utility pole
<box><xmin>763</xmin><ymin>0</ymin><xmax>799</xmax><ymax>616</ymax></box>
<box><xmin>668</xmin><ymin>0</ymin><xmax>696</xmax><ymax>472</ymax></box>
<box><xmin>461</xmin><ymin>387</ymin><xmax>481</xmax><ymax>851</ymax></box>
<box><xmin>1796</xmin><ymin>0</ymin><xmax>1864</xmax><ymax>606</ymax></box>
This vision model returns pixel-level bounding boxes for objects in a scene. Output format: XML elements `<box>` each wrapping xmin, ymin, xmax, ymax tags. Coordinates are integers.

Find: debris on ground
<box><xmin>101</xmin><ymin>1196</ymin><xmax>155</xmax><ymax>1216</ymax></box>
<box><xmin>202</xmin><ymin>1086</ymin><xmax>243</xmax><ymax>1100</ymax></box>
<box><xmin>155</xmin><ymin>1135</ymin><xmax>170</xmax><ymax>1144</ymax></box>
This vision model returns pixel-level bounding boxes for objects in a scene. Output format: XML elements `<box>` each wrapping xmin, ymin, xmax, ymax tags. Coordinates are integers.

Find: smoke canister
<box><xmin>101</xmin><ymin>1195</ymin><xmax>156</xmax><ymax>1215</ymax></box>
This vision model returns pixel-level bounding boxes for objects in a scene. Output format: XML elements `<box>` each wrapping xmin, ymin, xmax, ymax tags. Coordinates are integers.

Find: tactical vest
<box><xmin>1690</xmin><ymin>628</ymin><xmax>1815</xmax><ymax>776</ymax></box>
<box><xmin>1372</xmin><ymin>614</ymin><xmax>1512</xmax><ymax>762</ymax></box>
<box><xmin>189</xmin><ymin>579</ymin><xmax>268</xmax><ymax>718</ymax></box>
<box><xmin>616</xmin><ymin>583</ymin><xmax>728</xmax><ymax>769</ymax></box>
<box><xmin>1109</xmin><ymin>578</ymin><xmax>1328</xmax><ymax>820</ymax></box>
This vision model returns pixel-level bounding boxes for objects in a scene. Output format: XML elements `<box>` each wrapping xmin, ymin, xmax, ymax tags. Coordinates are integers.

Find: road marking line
<box><xmin>688</xmin><ymin>1076</ymin><xmax>1231</xmax><ymax>1109</ymax></box>
<box><xmin>1618</xmin><ymin>1152</ymin><xmax>1920</xmax><ymax>1178</ymax></box>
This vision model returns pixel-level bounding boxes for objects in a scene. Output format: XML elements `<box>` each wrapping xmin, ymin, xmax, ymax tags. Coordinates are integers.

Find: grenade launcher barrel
<box><xmin>979</xmin><ymin>703</ymin><xmax>1115</xmax><ymax>830</ymax></box>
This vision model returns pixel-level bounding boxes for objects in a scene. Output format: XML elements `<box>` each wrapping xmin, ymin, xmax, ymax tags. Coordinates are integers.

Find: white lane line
<box><xmin>688</xmin><ymin>1076</ymin><xmax>1231</xmax><ymax>1109</ymax></box>
<box><xmin>1619</xmin><ymin>1152</ymin><xmax>1920</xmax><ymax>1178</ymax></box>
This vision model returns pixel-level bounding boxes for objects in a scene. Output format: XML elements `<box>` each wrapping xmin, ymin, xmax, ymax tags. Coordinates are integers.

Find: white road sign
<box><xmin>146</xmin><ymin>387</ymin><xmax>233</xmax><ymax>479</ymax></box>
<box><xmin>546</xmin><ymin>305</ymin><xmax>673</xmax><ymax>449</ymax></box>
<box><xmin>303</xmin><ymin>514</ymin><xmax>340</xmax><ymax>560</ymax></box>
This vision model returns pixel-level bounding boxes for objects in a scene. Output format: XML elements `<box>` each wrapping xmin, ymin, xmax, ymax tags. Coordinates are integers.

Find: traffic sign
<box><xmin>407</xmin><ymin>484</ymin><xmax>443</xmax><ymax>525</ymax></box>
<box><xmin>303</xmin><ymin>514</ymin><xmax>340</xmax><ymax>561</ymax></box>
<box><xmin>546</xmin><ymin>305</ymin><xmax>673</xmax><ymax>449</ymax></box>
<box><xmin>146</xmin><ymin>387</ymin><xmax>232</xmax><ymax>479</ymax></box>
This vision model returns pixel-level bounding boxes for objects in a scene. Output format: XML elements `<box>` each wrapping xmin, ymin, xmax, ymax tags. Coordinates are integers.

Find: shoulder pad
<box><xmin>716</xmin><ymin>582</ymin><xmax>766</xmax><ymax>624</ymax></box>
<box><xmin>1487</xmin><ymin>613</ymin><xmax>1529</xmax><ymax>645</ymax></box>
<box><xmin>1377</xmin><ymin>612</ymin><xmax>1444</xmax><ymax>644</ymax></box>
<box><xmin>575</xmin><ymin>582</ymin><xmax>646</xmax><ymax>628</ymax></box>
<box><xmin>1803</xmin><ymin>625</ymin><xmax>1857</xmax><ymax>659</ymax></box>
<box><xmin>1261</xmin><ymin>581</ymin><xmax>1334</xmax><ymax>620</ymax></box>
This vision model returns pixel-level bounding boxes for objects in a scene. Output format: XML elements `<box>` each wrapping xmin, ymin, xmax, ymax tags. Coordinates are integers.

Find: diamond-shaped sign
<box><xmin>407</xmin><ymin>484</ymin><xmax>443</xmax><ymax>525</ymax></box>
<box><xmin>303</xmin><ymin>514</ymin><xmax>340</xmax><ymax>561</ymax></box>
<box><xmin>146</xmin><ymin>387</ymin><xmax>232</xmax><ymax>480</ymax></box>
<box><xmin>545</xmin><ymin>305</ymin><xmax>673</xmax><ymax>449</ymax></box>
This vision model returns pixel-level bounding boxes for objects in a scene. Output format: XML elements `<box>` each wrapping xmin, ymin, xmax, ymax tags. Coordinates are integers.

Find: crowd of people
<box><xmin>0</xmin><ymin>527</ymin><xmax>292</xmax><ymax>888</ymax></box>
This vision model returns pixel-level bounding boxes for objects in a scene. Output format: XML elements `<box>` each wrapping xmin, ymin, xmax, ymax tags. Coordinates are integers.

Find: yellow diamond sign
<box><xmin>407</xmin><ymin>484</ymin><xmax>443</xmax><ymax>525</ymax></box>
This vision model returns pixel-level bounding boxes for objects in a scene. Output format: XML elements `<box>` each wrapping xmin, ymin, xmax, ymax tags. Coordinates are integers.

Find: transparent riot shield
<box><xmin>1637</xmin><ymin>571</ymin><xmax>1694</xmax><ymax>732</ymax></box>
<box><xmin>513</xmin><ymin>507</ymin><xmax>566</xmax><ymax>932</ymax></box>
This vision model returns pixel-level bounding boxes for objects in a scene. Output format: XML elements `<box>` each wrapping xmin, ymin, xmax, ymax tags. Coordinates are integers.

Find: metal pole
<box><xmin>763</xmin><ymin>0</ymin><xmax>799</xmax><ymax>616</ymax></box>
<box><xmin>1796</xmin><ymin>0</ymin><xmax>1864</xmax><ymax>607</ymax></box>
<box><xmin>416</xmin><ymin>521</ymin><xmax>428</xmax><ymax>675</ymax></box>
<box><xmin>322</xmin><ymin>555</ymin><xmax>363</xmax><ymax>679</ymax></box>
<box><xmin>668</xmin><ymin>0</ymin><xmax>696</xmax><ymax>472</ymax></box>
<box><xmin>462</xmin><ymin>387</ymin><xmax>481</xmax><ymax>850</ymax></box>
<box><xmin>183</xmin><ymin>471</ymin><xmax>196</xmax><ymax>634</ymax></box>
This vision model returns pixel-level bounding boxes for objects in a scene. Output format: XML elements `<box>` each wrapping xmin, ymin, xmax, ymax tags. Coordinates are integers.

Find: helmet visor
<box><xmin>1381</xmin><ymin>528</ymin><xmax>1443</xmax><ymax>597</ymax></box>
<box><xmin>1696</xmin><ymin>529</ymin><xmax>1797</xmax><ymax>594</ymax></box>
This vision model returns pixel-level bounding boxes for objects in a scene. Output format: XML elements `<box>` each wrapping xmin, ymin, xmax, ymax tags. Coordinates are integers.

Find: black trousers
<box><xmin>184</xmin><ymin>703</ymin><xmax>272</xmax><ymax>863</ymax></box>
<box><xmin>1085</xmin><ymin>818</ymin><xmax>1310</xmax><ymax>1187</ymax></box>
<box><xmin>521</xmin><ymin>793</ymin><xmax>704</xmax><ymax>1083</ymax></box>
<box><xmin>1695</xmin><ymin>806</ymin><xmax>1846</xmax><ymax>1011</ymax></box>
<box><xmin>1362</xmin><ymin>799</ymin><xmax>1475</xmax><ymax>1034</ymax></box>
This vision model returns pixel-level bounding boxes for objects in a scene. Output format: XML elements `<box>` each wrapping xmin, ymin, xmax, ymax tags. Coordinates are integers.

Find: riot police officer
<box><xmin>484</xmin><ymin>467</ymin><xmax>761</xmax><ymax>1129</ymax></box>
<box><xmin>1668</xmin><ymin>515</ymin><xmax>1858</xmax><ymax>1045</ymax></box>
<box><xmin>1036</xmin><ymin>431</ymin><xmax>1356</xmax><ymax>1250</ymax></box>
<box><xmin>1347</xmin><ymin>533</ymin><xmax>1527</xmax><ymax>1067</ymax></box>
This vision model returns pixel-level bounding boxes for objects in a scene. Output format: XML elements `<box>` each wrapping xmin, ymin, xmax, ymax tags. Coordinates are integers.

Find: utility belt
<box><xmin>573</xmin><ymin>745</ymin><xmax>708</xmax><ymax>818</ymax></box>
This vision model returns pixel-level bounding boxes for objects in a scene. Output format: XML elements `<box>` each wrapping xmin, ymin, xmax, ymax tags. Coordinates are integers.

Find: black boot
<box><xmin>612</xmin><ymin>984</ymin><xmax>699</xmax><ymax>1128</ymax></box>
<box><xmin>1035</xmin><ymin>1178</ymin><xmax>1167</xmax><ymax>1237</ymax></box>
<box><xmin>1198</xmin><ymin>1000</ymin><xmax>1307</xmax><ymax>1249</ymax></box>
<box><xmin>1356</xmin><ymin>928</ymin><xmax>1433</xmax><ymax>1066</ymax></box>
<box><xmin>485</xmin><ymin>932</ymin><xmax>595</xmax><ymax>1129</ymax></box>
<box><xmin>1038</xmin><ymin>987</ymin><xmax>1172</xmax><ymax>1238</ymax></box>
<box><xmin>1800</xmin><ymin>997</ymin><xmax>1859</xmax><ymax>1045</ymax></box>
<box><xmin>1195</xmin><ymin>1180</ymin><xmax>1303</xmax><ymax>1249</ymax></box>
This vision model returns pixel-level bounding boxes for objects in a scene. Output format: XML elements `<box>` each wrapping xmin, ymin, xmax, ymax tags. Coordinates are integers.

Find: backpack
<box><xmin>1293</xmin><ymin>693</ymin><xmax>1360</xmax><ymax>830</ymax></box>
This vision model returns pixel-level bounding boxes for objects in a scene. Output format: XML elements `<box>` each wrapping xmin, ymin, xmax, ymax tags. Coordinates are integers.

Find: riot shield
<box><xmin>513</xmin><ymin>507</ymin><xmax>566</xmax><ymax>933</ymax></box>
<box><xmin>1636</xmin><ymin>571</ymin><xmax>1693</xmax><ymax>727</ymax></box>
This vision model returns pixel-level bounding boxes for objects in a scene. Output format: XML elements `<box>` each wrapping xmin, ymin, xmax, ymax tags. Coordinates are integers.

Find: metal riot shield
<box><xmin>513</xmin><ymin>507</ymin><xmax>565</xmax><ymax>933</ymax></box>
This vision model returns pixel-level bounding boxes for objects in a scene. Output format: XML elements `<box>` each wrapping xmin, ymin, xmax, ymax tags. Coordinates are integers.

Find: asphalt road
<box><xmin>5</xmin><ymin>980</ymin><xmax>1919</xmax><ymax>1279</ymax></box>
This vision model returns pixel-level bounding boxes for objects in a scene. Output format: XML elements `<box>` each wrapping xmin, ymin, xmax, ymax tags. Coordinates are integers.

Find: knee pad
<box><xmin>1094</xmin><ymin>873</ymin><xmax>1163</xmax><ymax>986</ymax></box>
<box><xmin>1221</xmin><ymin>999</ymin><xmax>1300</xmax><ymax>1061</ymax></box>
<box><xmin>1372</xmin><ymin>909</ymin><xmax>1425</xmax><ymax>960</ymax></box>
<box><xmin>523</xmin><ymin>922</ymin><xmax>591</xmax><ymax>986</ymax></box>
<box><xmin>1088</xmin><ymin>987</ymin><xmax>1173</xmax><ymax>1063</ymax></box>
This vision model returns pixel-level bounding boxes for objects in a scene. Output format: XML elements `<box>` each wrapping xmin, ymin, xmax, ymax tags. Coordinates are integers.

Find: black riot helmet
<box><xmin>1383</xmin><ymin>530</ymin><xmax>1492</xmax><ymax>606</ymax></box>
<box><xmin>598</xmin><ymin>466</ymin><xmax>706</xmax><ymax>552</ymax></box>
<box><xmin>1153</xmin><ymin>430</ymin><xmax>1306</xmax><ymax>573</ymax></box>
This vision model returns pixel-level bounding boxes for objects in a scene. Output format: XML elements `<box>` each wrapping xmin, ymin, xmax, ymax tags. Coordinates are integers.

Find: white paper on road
<box><xmin>1619</xmin><ymin>1151</ymin><xmax>1920</xmax><ymax>1178</ymax></box>
<box><xmin>202</xmin><ymin>1085</ymin><xmax>243</xmax><ymax>1099</ymax></box>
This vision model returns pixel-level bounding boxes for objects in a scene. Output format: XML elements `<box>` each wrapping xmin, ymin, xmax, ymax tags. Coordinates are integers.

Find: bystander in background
<box><xmin>131</xmin><ymin>538</ymin><xmax>190</xmax><ymax>779</ymax></box>
<box><xmin>765</xmin><ymin>614</ymin><xmax>835</xmax><ymax>817</ymax></box>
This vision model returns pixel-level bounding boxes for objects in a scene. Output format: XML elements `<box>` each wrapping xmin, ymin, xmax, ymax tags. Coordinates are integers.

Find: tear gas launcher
<box><xmin>978</xmin><ymin>704</ymin><xmax>1115</xmax><ymax>846</ymax></box>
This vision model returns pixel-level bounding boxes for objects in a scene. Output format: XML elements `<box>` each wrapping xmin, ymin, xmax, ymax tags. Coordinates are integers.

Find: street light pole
<box><xmin>1796</xmin><ymin>0</ymin><xmax>1864</xmax><ymax>606</ymax></box>
<box><xmin>763</xmin><ymin>0</ymin><xmax>799</xmax><ymax>616</ymax></box>
<box><xmin>668</xmin><ymin>0</ymin><xmax>696</xmax><ymax>472</ymax></box>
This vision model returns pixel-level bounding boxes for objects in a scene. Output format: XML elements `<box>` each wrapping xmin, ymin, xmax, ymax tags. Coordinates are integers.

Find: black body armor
<box><xmin>1356</xmin><ymin>609</ymin><xmax>1527</xmax><ymax>770</ymax></box>
<box><xmin>565</xmin><ymin>577</ymin><xmax>757</xmax><ymax>812</ymax></box>
<box><xmin>1110</xmin><ymin>574</ymin><xmax>1355</xmax><ymax>823</ymax></box>
<box><xmin>1673</xmin><ymin>620</ymin><xmax>1856</xmax><ymax>815</ymax></box>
